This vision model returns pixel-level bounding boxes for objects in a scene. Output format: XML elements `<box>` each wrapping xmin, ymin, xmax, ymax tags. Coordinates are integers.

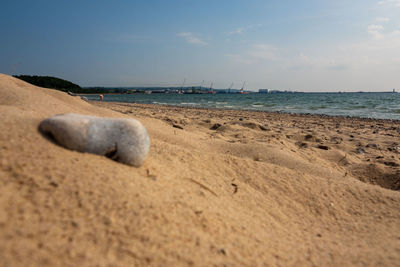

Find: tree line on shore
<box><xmin>13</xmin><ymin>75</ymin><xmax>114</xmax><ymax>94</ymax></box>
<box><xmin>14</xmin><ymin>75</ymin><xmax>83</xmax><ymax>92</ymax></box>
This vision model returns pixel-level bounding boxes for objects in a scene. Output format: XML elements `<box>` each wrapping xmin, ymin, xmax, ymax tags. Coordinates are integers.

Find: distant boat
<box><xmin>144</xmin><ymin>90</ymin><xmax>152</xmax><ymax>94</ymax></box>
<box><xmin>239</xmin><ymin>81</ymin><xmax>249</xmax><ymax>94</ymax></box>
<box><xmin>208</xmin><ymin>82</ymin><xmax>216</xmax><ymax>94</ymax></box>
<box><xmin>180</xmin><ymin>78</ymin><xmax>186</xmax><ymax>94</ymax></box>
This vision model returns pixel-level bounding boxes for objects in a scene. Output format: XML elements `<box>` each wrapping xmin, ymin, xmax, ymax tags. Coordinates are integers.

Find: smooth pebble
<box><xmin>39</xmin><ymin>113</ymin><xmax>150</xmax><ymax>167</ymax></box>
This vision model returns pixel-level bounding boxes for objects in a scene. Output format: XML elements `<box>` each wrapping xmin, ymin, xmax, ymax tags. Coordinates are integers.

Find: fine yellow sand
<box><xmin>0</xmin><ymin>73</ymin><xmax>399</xmax><ymax>266</ymax></box>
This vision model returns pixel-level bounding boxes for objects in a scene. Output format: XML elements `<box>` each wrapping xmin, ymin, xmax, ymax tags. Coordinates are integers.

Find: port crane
<box><xmin>228</xmin><ymin>82</ymin><xmax>234</xmax><ymax>94</ymax></box>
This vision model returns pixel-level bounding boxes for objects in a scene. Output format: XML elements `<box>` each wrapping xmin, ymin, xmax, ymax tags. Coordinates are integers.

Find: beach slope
<box><xmin>0</xmin><ymin>74</ymin><xmax>399</xmax><ymax>266</ymax></box>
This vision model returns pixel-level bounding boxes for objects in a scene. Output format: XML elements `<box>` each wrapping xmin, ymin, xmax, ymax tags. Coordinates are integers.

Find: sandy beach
<box><xmin>1</xmin><ymin>73</ymin><xmax>399</xmax><ymax>266</ymax></box>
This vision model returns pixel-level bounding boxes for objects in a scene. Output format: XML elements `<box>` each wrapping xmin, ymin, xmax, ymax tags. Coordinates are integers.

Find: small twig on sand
<box><xmin>186</xmin><ymin>178</ymin><xmax>218</xmax><ymax>196</ymax></box>
<box><xmin>231</xmin><ymin>183</ymin><xmax>238</xmax><ymax>194</ymax></box>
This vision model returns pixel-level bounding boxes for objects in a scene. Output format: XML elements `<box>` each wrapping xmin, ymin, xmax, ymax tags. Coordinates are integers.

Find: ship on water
<box><xmin>208</xmin><ymin>82</ymin><xmax>216</xmax><ymax>94</ymax></box>
<box><xmin>239</xmin><ymin>81</ymin><xmax>249</xmax><ymax>94</ymax></box>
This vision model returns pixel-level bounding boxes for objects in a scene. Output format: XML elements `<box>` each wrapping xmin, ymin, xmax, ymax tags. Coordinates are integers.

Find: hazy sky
<box><xmin>1</xmin><ymin>0</ymin><xmax>399</xmax><ymax>91</ymax></box>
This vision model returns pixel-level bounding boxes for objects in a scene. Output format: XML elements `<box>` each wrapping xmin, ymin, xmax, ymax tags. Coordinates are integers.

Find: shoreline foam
<box><xmin>92</xmin><ymin>100</ymin><xmax>400</xmax><ymax>122</ymax></box>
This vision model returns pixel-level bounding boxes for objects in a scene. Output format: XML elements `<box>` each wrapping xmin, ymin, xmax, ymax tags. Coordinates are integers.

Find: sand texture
<box><xmin>0</xmin><ymin>73</ymin><xmax>399</xmax><ymax>266</ymax></box>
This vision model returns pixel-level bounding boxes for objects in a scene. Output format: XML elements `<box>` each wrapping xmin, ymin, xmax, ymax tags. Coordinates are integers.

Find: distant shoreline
<box><xmin>88</xmin><ymin>100</ymin><xmax>400</xmax><ymax>123</ymax></box>
<box><xmin>79</xmin><ymin>91</ymin><xmax>398</xmax><ymax>95</ymax></box>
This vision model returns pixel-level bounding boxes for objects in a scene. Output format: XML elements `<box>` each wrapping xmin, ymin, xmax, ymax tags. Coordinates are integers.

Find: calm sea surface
<box><xmin>83</xmin><ymin>92</ymin><xmax>400</xmax><ymax>120</ymax></box>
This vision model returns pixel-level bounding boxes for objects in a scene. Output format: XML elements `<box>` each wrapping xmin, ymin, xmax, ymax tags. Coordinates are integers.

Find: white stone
<box><xmin>39</xmin><ymin>113</ymin><xmax>150</xmax><ymax>167</ymax></box>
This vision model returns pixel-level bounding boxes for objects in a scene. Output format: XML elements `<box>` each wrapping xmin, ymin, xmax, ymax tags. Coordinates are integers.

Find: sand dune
<box><xmin>0</xmin><ymin>73</ymin><xmax>399</xmax><ymax>266</ymax></box>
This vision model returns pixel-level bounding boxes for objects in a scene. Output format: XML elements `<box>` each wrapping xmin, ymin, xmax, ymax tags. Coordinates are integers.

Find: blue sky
<box><xmin>1</xmin><ymin>0</ymin><xmax>399</xmax><ymax>91</ymax></box>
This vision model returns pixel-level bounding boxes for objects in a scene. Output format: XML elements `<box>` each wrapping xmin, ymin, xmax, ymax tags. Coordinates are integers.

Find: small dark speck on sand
<box><xmin>210</xmin><ymin>123</ymin><xmax>222</xmax><ymax>130</ymax></box>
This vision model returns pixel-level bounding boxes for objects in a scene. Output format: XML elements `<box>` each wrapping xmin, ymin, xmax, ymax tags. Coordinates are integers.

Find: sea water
<box><xmin>82</xmin><ymin>92</ymin><xmax>400</xmax><ymax>120</ymax></box>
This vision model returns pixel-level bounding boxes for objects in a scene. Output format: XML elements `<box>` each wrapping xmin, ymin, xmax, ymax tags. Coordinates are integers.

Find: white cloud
<box><xmin>228</xmin><ymin>27</ymin><xmax>245</xmax><ymax>35</ymax></box>
<box><xmin>225</xmin><ymin>54</ymin><xmax>254</xmax><ymax>64</ymax></box>
<box><xmin>368</xmin><ymin>24</ymin><xmax>384</xmax><ymax>31</ymax></box>
<box><xmin>247</xmin><ymin>44</ymin><xmax>279</xmax><ymax>60</ymax></box>
<box><xmin>368</xmin><ymin>24</ymin><xmax>384</xmax><ymax>39</ymax></box>
<box><xmin>286</xmin><ymin>53</ymin><xmax>350</xmax><ymax>71</ymax></box>
<box><xmin>226</xmin><ymin>44</ymin><xmax>279</xmax><ymax>64</ymax></box>
<box><xmin>376</xmin><ymin>17</ymin><xmax>390</xmax><ymax>22</ymax></box>
<box><xmin>177</xmin><ymin>32</ymin><xmax>208</xmax><ymax>46</ymax></box>
<box><xmin>227</xmin><ymin>24</ymin><xmax>262</xmax><ymax>35</ymax></box>
<box><xmin>226</xmin><ymin>44</ymin><xmax>341</xmax><ymax>71</ymax></box>
<box><xmin>378</xmin><ymin>0</ymin><xmax>400</xmax><ymax>7</ymax></box>
<box><xmin>392</xmin><ymin>30</ymin><xmax>400</xmax><ymax>35</ymax></box>
<box><xmin>349</xmin><ymin>28</ymin><xmax>400</xmax><ymax>54</ymax></box>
